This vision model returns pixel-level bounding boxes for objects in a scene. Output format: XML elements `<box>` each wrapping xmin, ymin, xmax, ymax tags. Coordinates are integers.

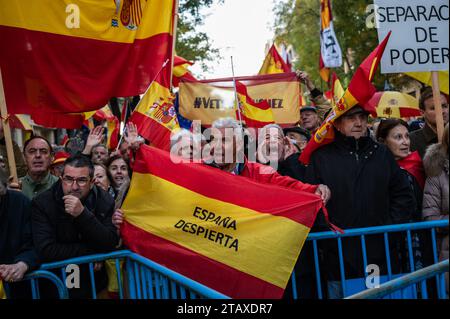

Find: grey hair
<box><xmin>212</xmin><ymin>117</ymin><xmax>241</xmax><ymax>130</ymax></box>
<box><xmin>92</xmin><ymin>144</ymin><xmax>108</xmax><ymax>152</ymax></box>
<box><xmin>259</xmin><ymin>124</ymin><xmax>284</xmax><ymax>142</ymax></box>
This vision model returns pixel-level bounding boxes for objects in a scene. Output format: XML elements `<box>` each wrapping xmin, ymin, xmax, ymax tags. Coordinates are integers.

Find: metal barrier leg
<box><xmin>312</xmin><ymin>240</ymin><xmax>323</xmax><ymax>299</ymax></box>
<box><xmin>337</xmin><ymin>238</ymin><xmax>346</xmax><ymax>298</ymax></box>
<box><xmin>125</xmin><ymin>259</ymin><xmax>137</xmax><ymax>299</ymax></box>
<box><xmin>383</xmin><ymin>233</ymin><xmax>393</xmax><ymax>299</ymax></box>
<box><xmin>115</xmin><ymin>259</ymin><xmax>124</xmax><ymax>299</ymax></box>
<box><xmin>291</xmin><ymin>270</ymin><xmax>298</xmax><ymax>300</ymax></box>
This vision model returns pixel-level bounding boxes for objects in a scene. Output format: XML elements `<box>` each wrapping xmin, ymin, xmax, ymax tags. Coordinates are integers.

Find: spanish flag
<box><xmin>0</xmin><ymin>0</ymin><xmax>175</xmax><ymax>120</ymax></box>
<box><xmin>236</xmin><ymin>81</ymin><xmax>275</xmax><ymax>128</ymax></box>
<box><xmin>130</xmin><ymin>76</ymin><xmax>180</xmax><ymax>152</ymax></box>
<box><xmin>121</xmin><ymin>145</ymin><xmax>323</xmax><ymax>299</ymax></box>
<box><xmin>106</xmin><ymin>116</ymin><xmax>120</xmax><ymax>151</ymax></box>
<box><xmin>173</xmin><ymin>56</ymin><xmax>197</xmax><ymax>88</ymax></box>
<box><xmin>258</xmin><ymin>44</ymin><xmax>291</xmax><ymax>75</ymax></box>
<box><xmin>300</xmin><ymin>32</ymin><xmax>391</xmax><ymax>165</ymax></box>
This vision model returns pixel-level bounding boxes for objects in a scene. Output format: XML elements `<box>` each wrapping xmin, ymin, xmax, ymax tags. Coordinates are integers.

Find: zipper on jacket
<box><xmin>354</xmin><ymin>139</ymin><xmax>360</xmax><ymax>162</ymax></box>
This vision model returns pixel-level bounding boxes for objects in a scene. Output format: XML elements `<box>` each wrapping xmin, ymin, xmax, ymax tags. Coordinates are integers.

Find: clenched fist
<box><xmin>63</xmin><ymin>195</ymin><xmax>85</xmax><ymax>217</ymax></box>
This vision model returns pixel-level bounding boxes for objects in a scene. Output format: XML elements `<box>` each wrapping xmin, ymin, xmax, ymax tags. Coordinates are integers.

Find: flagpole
<box><xmin>231</xmin><ymin>56</ymin><xmax>243</xmax><ymax>127</ymax></box>
<box><xmin>116</xmin><ymin>59</ymin><xmax>170</xmax><ymax>151</ymax></box>
<box><xmin>170</xmin><ymin>0</ymin><xmax>179</xmax><ymax>92</ymax></box>
<box><xmin>431</xmin><ymin>71</ymin><xmax>444</xmax><ymax>142</ymax></box>
<box><xmin>0</xmin><ymin>67</ymin><xmax>18</xmax><ymax>183</ymax></box>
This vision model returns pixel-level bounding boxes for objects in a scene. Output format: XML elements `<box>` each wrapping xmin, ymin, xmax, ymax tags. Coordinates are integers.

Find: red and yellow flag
<box><xmin>258</xmin><ymin>44</ymin><xmax>291</xmax><ymax>75</ymax></box>
<box><xmin>106</xmin><ymin>117</ymin><xmax>120</xmax><ymax>151</ymax></box>
<box><xmin>173</xmin><ymin>56</ymin><xmax>197</xmax><ymax>88</ymax></box>
<box><xmin>0</xmin><ymin>0</ymin><xmax>176</xmax><ymax>122</ymax></box>
<box><xmin>179</xmin><ymin>73</ymin><xmax>301</xmax><ymax>127</ymax></box>
<box><xmin>300</xmin><ymin>32</ymin><xmax>391</xmax><ymax>165</ymax></box>
<box><xmin>130</xmin><ymin>75</ymin><xmax>180</xmax><ymax>152</ymax></box>
<box><xmin>121</xmin><ymin>145</ymin><xmax>323</xmax><ymax>299</ymax></box>
<box><xmin>236</xmin><ymin>81</ymin><xmax>275</xmax><ymax>128</ymax></box>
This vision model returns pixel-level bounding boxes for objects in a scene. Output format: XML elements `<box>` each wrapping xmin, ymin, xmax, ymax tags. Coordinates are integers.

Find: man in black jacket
<box><xmin>257</xmin><ymin>124</ymin><xmax>330</xmax><ymax>299</ymax></box>
<box><xmin>0</xmin><ymin>168</ymin><xmax>38</xmax><ymax>299</ymax></box>
<box><xmin>32</xmin><ymin>155</ymin><xmax>119</xmax><ymax>298</ymax></box>
<box><xmin>305</xmin><ymin>106</ymin><xmax>415</xmax><ymax>298</ymax></box>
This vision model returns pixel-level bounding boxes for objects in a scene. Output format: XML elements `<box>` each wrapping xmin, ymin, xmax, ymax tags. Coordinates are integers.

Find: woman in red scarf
<box><xmin>377</xmin><ymin>119</ymin><xmax>425</xmax><ymax>216</ymax></box>
<box><xmin>377</xmin><ymin>119</ymin><xmax>429</xmax><ymax>275</ymax></box>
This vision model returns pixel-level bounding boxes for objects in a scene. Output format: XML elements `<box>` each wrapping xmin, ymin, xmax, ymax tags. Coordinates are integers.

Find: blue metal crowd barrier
<box><xmin>346</xmin><ymin>259</ymin><xmax>449</xmax><ymax>299</ymax></box>
<box><xmin>5</xmin><ymin>220</ymin><xmax>448</xmax><ymax>300</ymax></box>
<box><xmin>5</xmin><ymin>250</ymin><xmax>229</xmax><ymax>300</ymax></box>
<box><xmin>290</xmin><ymin>220</ymin><xmax>449</xmax><ymax>299</ymax></box>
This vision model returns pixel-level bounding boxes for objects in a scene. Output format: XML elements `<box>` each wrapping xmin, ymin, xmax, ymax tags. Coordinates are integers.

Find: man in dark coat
<box><xmin>257</xmin><ymin>123</ymin><xmax>330</xmax><ymax>299</ymax></box>
<box><xmin>410</xmin><ymin>87</ymin><xmax>449</xmax><ymax>159</ymax></box>
<box><xmin>0</xmin><ymin>168</ymin><xmax>38</xmax><ymax>299</ymax></box>
<box><xmin>305</xmin><ymin>106</ymin><xmax>415</xmax><ymax>298</ymax></box>
<box><xmin>32</xmin><ymin>155</ymin><xmax>119</xmax><ymax>298</ymax></box>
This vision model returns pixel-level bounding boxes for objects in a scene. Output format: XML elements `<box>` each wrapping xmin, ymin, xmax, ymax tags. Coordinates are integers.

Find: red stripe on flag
<box><xmin>0</xmin><ymin>26</ymin><xmax>172</xmax><ymax>115</ymax></box>
<box><xmin>121</xmin><ymin>221</ymin><xmax>285</xmax><ymax>299</ymax></box>
<box><xmin>31</xmin><ymin>112</ymin><xmax>84</xmax><ymax>129</ymax></box>
<box><xmin>132</xmin><ymin>146</ymin><xmax>320</xmax><ymax>228</ymax></box>
<box><xmin>399</xmin><ymin>107</ymin><xmax>422</xmax><ymax>117</ymax></box>
<box><xmin>236</xmin><ymin>82</ymin><xmax>271</xmax><ymax>110</ymax></box>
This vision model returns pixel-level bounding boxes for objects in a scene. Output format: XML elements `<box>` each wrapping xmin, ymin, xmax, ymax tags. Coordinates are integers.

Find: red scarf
<box><xmin>397</xmin><ymin>151</ymin><xmax>425</xmax><ymax>189</ymax></box>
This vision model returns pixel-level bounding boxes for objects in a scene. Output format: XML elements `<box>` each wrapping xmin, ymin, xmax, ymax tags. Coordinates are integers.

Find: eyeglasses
<box><xmin>62</xmin><ymin>176</ymin><xmax>90</xmax><ymax>187</ymax></box>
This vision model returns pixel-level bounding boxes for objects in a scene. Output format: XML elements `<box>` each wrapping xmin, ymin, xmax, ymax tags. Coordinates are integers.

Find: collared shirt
<box><xmin>20</xmin><ymin>172</ymin><xmax>59</xmax><ymax>200</ymax></box>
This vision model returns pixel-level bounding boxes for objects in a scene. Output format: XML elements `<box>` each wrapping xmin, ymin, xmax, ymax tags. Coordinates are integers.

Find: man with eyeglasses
<box><xmin>20</xmin><ymin>136</ymin><xmax>59</xmax><ymax>200</ymax></box>
<box><xmin>31</xmin><ymin>154</ymin><xmax>119</xmax><ymax>298</ymax></box>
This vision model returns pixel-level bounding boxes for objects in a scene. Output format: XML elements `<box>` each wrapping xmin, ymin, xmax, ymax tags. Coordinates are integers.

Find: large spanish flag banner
<box><xmin>0</xmin><ymin>0</ymin><xmax>175</xmax><ymax>120</ymax></box>
<box><xmin>121</xmin><ymin>145</ymin><xmax>323</xmax><ymax>298</ymax></box>
<box><xmin>179</xmin><ymin>73</ymin><xmax>300</xmax><ymax>127</ymax></box>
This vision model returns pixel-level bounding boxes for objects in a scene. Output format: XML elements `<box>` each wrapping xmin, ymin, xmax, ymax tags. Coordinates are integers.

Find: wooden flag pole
<box><xmin>0</xmin><ymin>67</ymin><xmax>18</xmax><ymax>183</ymax></box>
<box><xmin>431</xmin><ymin>71</ymin><xmax>445</xmax><ymax>142</ymax></box>
<box><xmin>170</xmin><ymin>0</ymin><xmax>179</xmax><ymax>92</ymax></box>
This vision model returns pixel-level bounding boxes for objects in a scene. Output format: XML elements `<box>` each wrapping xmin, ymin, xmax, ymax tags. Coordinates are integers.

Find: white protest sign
<box><xmin>373</xmin><ymin>0</ymin><xmax>449</xmax><ymax>73</ymax></box>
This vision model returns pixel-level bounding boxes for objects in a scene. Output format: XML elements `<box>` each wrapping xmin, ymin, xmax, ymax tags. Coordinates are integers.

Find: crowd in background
<box><xmin>0</xmin><ymin>72</ymin><xmax>448</xmax><ymax>299</ymax></box>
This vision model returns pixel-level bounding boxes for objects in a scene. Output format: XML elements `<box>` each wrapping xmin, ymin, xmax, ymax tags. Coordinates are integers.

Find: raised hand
<box><xmin>83</xmin><ymin>126</ymin><xmax>105</xmax><ymax>155</ymax></box>
<box><xmin>124</xmin><ymin>122</ymin><xmax>143</xmax><ymax>151</ymax></box>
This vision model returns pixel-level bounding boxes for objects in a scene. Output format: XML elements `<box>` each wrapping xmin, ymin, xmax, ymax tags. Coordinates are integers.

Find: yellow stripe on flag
<box><xmin>238</xmin><ymin>96</ymin><xmax>275</xmax><ymax>123</ymax></box>
<box><xmin>123</xmin><ymin>172</ymin><xmax>311</xmax><ymax>289</ymax></box>
<box><xmin>0</xmin><ymin>0</ymin><xmax>174</xmax><ymax>43</ymax></box>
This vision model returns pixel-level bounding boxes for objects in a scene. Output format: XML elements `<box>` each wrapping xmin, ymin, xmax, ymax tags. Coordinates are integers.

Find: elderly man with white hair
<box><xmin>206</xmin><ymin>118</ymin><xmax>331</xmax><ymax>202</ymax></box>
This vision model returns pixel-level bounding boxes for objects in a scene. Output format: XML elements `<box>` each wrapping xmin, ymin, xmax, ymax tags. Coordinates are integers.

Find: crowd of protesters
<box><xmin>0</xmin><ymin>71</ymin><xmax>448</xmax><ymax>299</ymax></box>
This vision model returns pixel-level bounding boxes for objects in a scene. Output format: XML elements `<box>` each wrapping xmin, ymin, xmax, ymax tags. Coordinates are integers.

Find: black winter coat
<box><xmin>0</xmin><ymin>190</ymin><xmax>38</xmax><ymax>269</ymax></box>
<box><xmin>305</xmin><ymin>131</ymin><xmax>415</xmax><ymax>280</ymax></box>
<box><xmin>31</xmin><ymin>181</ymin><xmax>119</xmax><ymax>262</ymax></box>
<box><xmin>0</xmin><ymin>190</ymin><xmax>39</xmax><ymax>299</ymax></box>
